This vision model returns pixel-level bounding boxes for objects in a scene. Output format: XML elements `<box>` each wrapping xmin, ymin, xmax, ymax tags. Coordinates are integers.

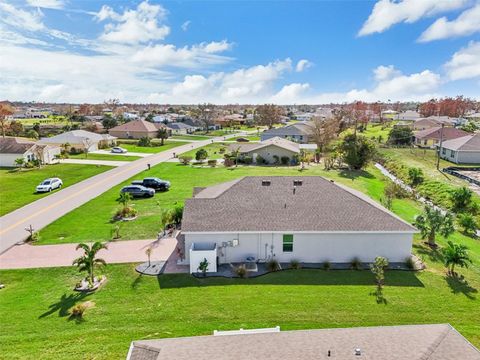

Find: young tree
<box><xmin>414</xmin><ymin>206</ymin><xmax>455</xmax><ymax>247</ymax></box>
<box><xmin>14</xmin><ymin>158</ymin><xmax>24</xmax><ymax>167</ymax></box>
<box><xmin>198</xmin><ymin>258</ymin><xmax>209</xmax><ymax>276</ymax></box>
<box><xmin>407</xmin><ymin>168</ymin><xmax>424</xmax><ymax>187</ymax></box>
<box><xmin>156</xmin><ymin>128</ymin><xmax>169</xmax><ymax>145</ymax></box>
<box><xmin>337</xmin><ymin>134</ymin><xmax>376</xmax><ymax>170</ymax></box>
<box><xmin>0</xmin><ymin>102</ymin><xmax>14</xmax><ymax>138</ymax></box>
<box><xmin>255</xmin><ymin>104</ymin><xmax>282</xmax><ymax>129</ymax></box>
<box><xmin>442</xmin><ymin>241</ymin><xmax>472</xmax><ymax>277</ymax></box>
<box><xmin>145</xmin><ymin>246</ymin><xmax>153</xmax><ymax>266</ymax></box>
<box><xmin>72</xmin><ymin>242</ymin><xmax>108</xmax><ymax>286</ymax></box>
<box><xmin>195</xmin><ymin>148</ymin><xmax>208</xmax><ymax>162</ymax></box>
<box><xmin>102</xmin><ymin>115</ymin><xmax>118</xmax><ymax>130</ymax></box>
<box><xmin>159</xmin><ymin>208</ymin><xmax>174</xmax><ymax>235</ymax></box>
<box><xmin>310</xmin><ymin>117</ymin><xmax>340</xmax><ymax>152</ymax></box>
<box><xmin>370</xmin><ymin>256</ymin><xmax>389</xmax><ymax>290</ymax></box>
<box><xmin>26</xmin><ymin>129</ymin><xmax>39</xmax><ymax>140</ymax></box>
<box><xmin>388</xmin><ymin>127</ymin><xmax>413</xmax><ymax>146</ymax></box>
<box><xmin>458</xmin><ymin>213</ymin><xmax>478</xmax><ymax>237</ymax></box>
<box><xmin>9</xmin><ymin>120</ymin><xmax>23</xmax><ymax>136</ymax></box>
<box><xmin>450</xmin><ymin>187</ymin><xmax>474</xmax><ymax>213</ymax></box>
<box><xmin>194</xmin><ymin>103</ymin><xmax>217</xmax><ymax>132</ymax></box>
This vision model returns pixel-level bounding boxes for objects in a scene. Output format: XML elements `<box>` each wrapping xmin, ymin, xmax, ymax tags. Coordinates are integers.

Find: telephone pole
<box><xmin>436</xmin><ymin>123</ymin><xmax>444</xmax><ymax>170</ymax></box>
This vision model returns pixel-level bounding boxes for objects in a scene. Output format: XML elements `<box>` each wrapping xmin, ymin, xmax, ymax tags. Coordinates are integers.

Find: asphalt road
<box><xmin>0</xmin><ymin>134</ymin><xmax>239</xmax><ymax>254</ymax></box>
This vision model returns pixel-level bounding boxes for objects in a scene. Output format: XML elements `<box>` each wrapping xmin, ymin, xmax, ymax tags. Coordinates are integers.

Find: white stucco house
<box><xmin>181</xmin><ymin>176</ymin><xmax>417</xmax><ymax>273</ymax></box>
<box><xmin>439</xmin><ymin>133</ymin><xmax>480</xmax><ymax>164</ymax></box>
<box><xmin>0</xmin><ymin>137</ymin><xmax>60</xmax><ymax>167</ymax></box>
<box><xmin>38</xmin><ymin>130</ymin><xmax>116</xmax><ymax>152</ymax></box>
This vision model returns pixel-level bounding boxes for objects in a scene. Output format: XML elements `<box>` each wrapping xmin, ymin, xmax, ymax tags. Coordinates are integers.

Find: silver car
<box><xmin>36</xmin><ymin>178</ymin><xmax>63</xmax><ymax>193</ymax></box>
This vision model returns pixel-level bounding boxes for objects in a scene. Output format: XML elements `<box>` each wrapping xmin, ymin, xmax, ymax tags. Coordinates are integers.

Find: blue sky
<box><xmin>0</xmin><ymin>0</ymin><xmax>479</xmax><ymax>103</ymax></box>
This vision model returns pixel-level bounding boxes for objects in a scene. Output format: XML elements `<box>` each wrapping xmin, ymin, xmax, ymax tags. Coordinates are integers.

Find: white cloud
<box><xmin>444</xmin><ymin>41</ymin><xmax>480</xmax><ymax>80</ymax></box>
<box><xmin>419</xmin><ymin>3</ymin><xmax>480</xmax><ymax>42</ymax></box>
<box><xmin>96</xmin><ymin>1</ymin><xmax>170</xmax><ymax>44</ymax></box>
<box><xmin>181</xmin><ymin>20</ymin><xmax>191</xmax><ymax>31</ymax></box>
<box><xmin>270</xmin><ymin>83</ymin><xmax>310</xmax><ymax>103</ymax></box>
<box><xmin>295</xmin><ymin>59</ymin><xmax>312</xmax><ymax>72</ymax></box>
<box><xmin>358</xmin><ymin>0</ymin><xmax>468</xmax><ymax>36</ymax></box>
<box><xmin>373</xmin><ymin>65</ymin><xmax>402</xmax><ymax>81</ymax></box>
<box><xmin>0</xmin><ymin>2</ymin><xmax>45</xmax><ymax>31</ymax></box>
<box><xmin>26</xmin><ymin>0</ymin><xmax>65</xmax><ymax>9</ymax></box>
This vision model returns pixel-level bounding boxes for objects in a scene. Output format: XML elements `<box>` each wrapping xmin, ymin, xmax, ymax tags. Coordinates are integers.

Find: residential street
<box><xmin>0</xmin><ymin>134</ymin><xmax>242</xmax><ymax>254</ymax></box>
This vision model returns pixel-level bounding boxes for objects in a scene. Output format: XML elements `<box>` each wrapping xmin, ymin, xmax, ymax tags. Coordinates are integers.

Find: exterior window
<box><xmin>450</xmin><ymin>150</ymin><xmax>455</xmax><ymax>158</ymax></box>
<box><xmin>442</xmin><ymin>148</ymin><xmax>446</xmax><ymax>155</ymax></box>
<box><xmin>282</xmin><ymin>234</ymin><xmax>293</xmax><ymax>252</ymax></box>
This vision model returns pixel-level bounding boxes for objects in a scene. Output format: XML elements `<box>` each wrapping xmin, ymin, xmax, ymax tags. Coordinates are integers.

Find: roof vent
<box><xmin>355</xmin><ymin>348</ymin><xmax>361</xmax><ymax>356</ymax></box>
<box><xmin>293</xmin><ymin>180</ymin><xmax>303</xmax><ymax>186</ymax></box>
<box><xmin>330</xmin><ymin>180</ymin><xmax>334</xmax><ymax>183</ymax></box>
<box><xmin>262</xmin><ymin>180</ymin><xmax>271</xmax><ymax>186</ymax></box>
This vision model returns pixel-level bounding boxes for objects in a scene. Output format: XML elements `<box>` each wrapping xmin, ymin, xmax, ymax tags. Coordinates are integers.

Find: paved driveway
<box><xmin>0</xmin><ymin>238</ymin><xmax>177</xmax><ymax>269</ymax></box>
<box><xmin>0</xmin><ymin>133</ymin><xmax>244</xmax><ymax>254</ymax></box>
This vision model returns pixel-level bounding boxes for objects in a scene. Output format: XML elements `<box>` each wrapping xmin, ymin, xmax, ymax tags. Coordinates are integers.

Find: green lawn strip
<box><xmin>170</xmin><ymin>134</ymin><xmax>212</xmax><ymax>141</ymax></box>
<box><xmin>0</xmin><ymin>265</ymin><xmax>478</xmax><ymax>359</ymax></box>
<box><xmin>0</xmin><ymin>164</ymin><xmax>112</xmax><ymax>216</ymax></box>
<box><xmin>118</xmin><ymin>141</ymin><xmax>185</xmax><ymax>154</ymax></box>
<box><xmin>68</xmin><ymin>153</ymin><xmax>141</xmax><ymax>162</ymax></box>
<box><xmin>228</xmin><ymin>135</ymin><xmax>261</xmax><ymax>141</ymax></box>
<box><xmin>181</xmin><ymin>142</ymin><xmax>229</xmax><ymax>160</ymax></box>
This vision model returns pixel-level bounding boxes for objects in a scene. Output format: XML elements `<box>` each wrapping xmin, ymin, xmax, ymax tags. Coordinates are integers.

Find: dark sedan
<box><xmin>120</xmin><ymin>185</ymin><xmax>155</xmax><ymax>198</ymax></box>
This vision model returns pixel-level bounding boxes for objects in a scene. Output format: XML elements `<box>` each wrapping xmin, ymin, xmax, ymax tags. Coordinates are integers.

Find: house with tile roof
<box><xmin>414</xmin><ymin>126</ymin><xmax>470</xmax><ymax>148</ymax></box>
<box><xmin>0</xmin><ymin>137</ymin><xmax>60</xmax><ymax>167</ymax></box>
<box><xmin>127</xmin><ymin>324</ymin><xmax>480</xmax><ymax>360</ymax></box>
<box><xmin>260</xmin><ymin>122</ymin><xmax>314</xmax><ymax>143</ymax></box>
<box><xmin>439</xmin><ymin>133</ymin><xmax>480</xmax><ymax>164</ymax></box>
<box><xmin>109</xmin><ymin>119</ymin><xmax>166</xmax><ymax>139</ymax></box>
<box><xmin>181</xmin><ymin>176</ymin><xmax>416</xmax><ymax>272</ymax></box>
<box><xmin>38</xmin><ymin>130</ymin><xmax>116</xmax><ymax>152</ymax></box>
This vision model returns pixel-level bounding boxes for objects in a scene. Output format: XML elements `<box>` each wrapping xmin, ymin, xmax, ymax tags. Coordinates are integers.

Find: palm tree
<box><xmin>442</xmin><ymin>241</ymin><xmax>472</xmax><ymax>276</ymax></box>
<box><xmin>157</xmin><ymin>128</ymin><xmax>169</xmax><ymax>145</ymax></box>
<box><xmin>72</xmin><ymin>242</ymin><xmax>108</xmax><ymax>286</ymax></box>
<box><xmin>414</xmin><ymin>206</ymin><xmax>455</xmax><ymax>247</ymax></box>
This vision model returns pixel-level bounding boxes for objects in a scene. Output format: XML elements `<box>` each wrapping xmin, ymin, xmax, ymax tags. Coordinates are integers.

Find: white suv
<box><xmin>111</xmin><ymin>147</ymin><xmax>128</xmax><ymax>153</ymax></box>
<box><xmin>36</xmin><ymin>178</ymin><xmax>63</xmax><ymax>193</ymax></box>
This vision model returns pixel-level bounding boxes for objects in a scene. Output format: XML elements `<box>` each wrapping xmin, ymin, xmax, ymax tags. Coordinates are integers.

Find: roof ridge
<box><xmin>421</xmin><ymin>325</ymin><xmax>453</xmax><ymax>360</ymax></box>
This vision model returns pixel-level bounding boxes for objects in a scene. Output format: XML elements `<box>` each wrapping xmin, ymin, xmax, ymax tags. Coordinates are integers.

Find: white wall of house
<box><xmin>245</xmin><ymin>145</ymin><xmax>298</xmax><ymax>164</ymax></box>
<box><xmin>0</xmin><ymin>153</ymin><xmax>21</xmax><ymax>167</ymax></box>
<box><xmin>440</xmin><ymin>148</ymin><xmax>480</xmax><ymax>164</ymax></box>
<box><xmin>189</xmin><ymin>244</ymin><xmax>218</xmax><ymax>273</ymax></box>
<box><xmin>183</xmin><ymin>232</ymin><xmax>413</xmax><ymax>264</ymax></box>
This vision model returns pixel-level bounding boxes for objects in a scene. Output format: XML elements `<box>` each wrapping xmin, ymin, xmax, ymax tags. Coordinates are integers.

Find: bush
<box><xmin>219</xmin><ymin>147</ymin><xmax>226</xmax><ymax>154</ymax></box>
<box><xmin>280</xmin><ymin>156</ymin><xmax>290</xmax><ymax>165</ymax></box>
<box><xmin>256</xmin><ymin>155</ymin><xmax>268</xmax><ymax>165</ymax></box>
<box><xmin>350</xmin><ymin>257</ymin><xmax>362</xmax><ymax>270</ymax></box>
<box><xmin>179</xmin><ymin>155</ymin><xmax>192</xmax><ymax>165</ymax></box>
<box><xmin>26</xmin><ymin>231</ymin><xmax>39</xmax><ymax>243</ymax></box>
<box><xmin>322</xmin><ymin>261</ymin><xmax>331</xmax><ymax>271</ymax></box>
<box><xmin>272</xmin><ymin>155</ymin><xmax>280</xmax><ymax>165</ymax></box>
<box><xmin>70</xmin><ymin>301</ymin><xmax>94</xmax><ymax>319</ymax></box>
<box><xmin>207</xmin><ymin>159</ymin><xmax>217</xmax><ymax>167</ymax></box>
<box><xmin>138</xmin><ymin>137</ymin><xmax>151</xmax><ymax>147</ymax></box>
<box><xmin>195</xmin><ymin>148</ymin><xmax>208</xmax><ymax>162</ymax></box>
<box><xmin>407</xmin><ymin>167</ymin><xmax>424</xmax><ymax>187</ymax></box>
<box><xmin>450</xmin><ymin>187</ymin><xmax>474</xmax><ymax>213</ymax></box>
<box><xmin>405</xmin><ymin>256</ymin><xmax>415</xmax><ymax>270</ymax></box>
<box><xmin>289</xmin><ymin>259</ymin><xmax>301</xmax><ymax>269</ymax></box>
<box><xmin>242</xmin><ymin>156</ymin><xmax>253</xmax><ymax>165</ymax></box>
<box><xmin>69</xmin><ymin>147</ymin><xmax>81</xmax><ymax>155</ymax></box>
<box><xmin>292</xmin><ymin>154</ymin><xmax>300</xmax><ymax>165</ymax></box>
<box><xmin>458</xmin><ymin>213</ymin><xmax>478</xmax><ymax>237</ymax></box>
<box><xmin>235</xmin><ymin>265</ymin><xmax>248</xmax><ymax>278</ymax></box>
<box><xmin>115</xmin><ymin>206</ymin><xmax>137</xmax><ymax>219</ymax></box>
<box><xmin>223</xmin><ymin>158</ymin><xmax>235</xmax><ymax>167</ymax></box>
<box><xmin>266</xmin><ymin>258</ymin><xmax>280</xmax><ymax>272</ymax></box>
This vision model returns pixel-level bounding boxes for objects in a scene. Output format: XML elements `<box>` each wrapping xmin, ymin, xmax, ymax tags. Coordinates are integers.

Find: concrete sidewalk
<box><xmin>0</xmin><ymin>238</ymin><xmax>177</xmax><ymax>269</ymax></box>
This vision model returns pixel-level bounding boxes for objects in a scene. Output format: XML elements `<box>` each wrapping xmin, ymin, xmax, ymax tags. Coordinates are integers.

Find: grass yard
<box><xmin>228</xmin><ymin>134</ymin><xmax>261</xmax><ymax>141</ymax></box>
<box><xmin>0</xmin><ymin>261</ymin><xmax>478</xmax><ymax>359</ymax></box>
<box><xmin>342</xmin><ymin>123</ymin><xmax>396</xmax><ymax>141</ymax></box>
<box><xmin>68</xmin><ymin>153</ymin><xmax>141</xmax><ymax>162</ymax></box>
<box><xmin>181</xmin><ymin>142</ymin><xmax>230</xmax><ymax>160</ymax></box>
<box><xmin>170</xmin><ymin>134</ymin><xmax>212</xmax><ymax>141</ymax></box>
<box><xmin>117</xmin><ymin>141</ymin><xmax>185</xmax><ymax>154</ymax></box>
<box><xmin>0</xmin><ymin>164</ymin><xmax>112</xmax><ymax>216</ymax></box>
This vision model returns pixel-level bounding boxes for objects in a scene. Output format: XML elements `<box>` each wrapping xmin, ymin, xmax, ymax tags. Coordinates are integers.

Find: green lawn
<box><xmin>171</xmin><ymin>134</ymin><xmax>212</xmax><ymax>141</ymax></box>
<box><xmin>0</xmin><ymin>164</ymin><xmax>112</xmax><ymax>216</ymax></box>
<box><xmin>343</xmin><ymin>123</ymin><xmax>396</xmax><ymax>141</ymax></box>
<box><xmin>68</xmin><ymin>153</ymin><xmax>141</xmax><ymax>162</ymax></box>
<box><xmin>118</xmin><ymin>141</ymin><xmax>185</xmax><ymax>154</ymax></box>
<box><xmin>228</xmin><ymin>134</ymin><xmax>261</xmax><ymax>141</ymax></box>
<box><xmin>181</xmin><ymin>142</ymin><xmax>230</xmax><ymax>160</ymax></box>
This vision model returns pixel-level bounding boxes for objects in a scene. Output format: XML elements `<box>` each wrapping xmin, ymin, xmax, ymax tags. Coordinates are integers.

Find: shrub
<box><xmin>198</xmin><ymin>258</ymin><xmax>209</xmax><ymax>276</ymax></box>
<box><xmin>207</xmin><ymin>159</ymin><xmax>217</xmax><ymax>167</ymax></box>
<box><xmin>272</xmin><ymin>155</ymin><xmax>280</xmax><ymax>165</ymax></box>
<box><xmin>280</xmin><ymin>156</ymin><xmax>290</xmax><ymax>165</ymax></box>
<box><xmin>70</xmin><ymin>303</ymin><xmax>88</xmax><ymax>318</ymax></box>
<box><xmin>450</xmin><ymin>187</ymin><xmax>474</xmax><ymax>213</ymax></box>
<box><xmin>350</xmin><ymin>257</ymin><xmax>362</xmax><ymax>270</ymax></box>
<box><xmin>138</xmin><ymin>137</ymin><xmax>151</xmax><ymax>147</ymax></box>
<box><xmin>115</xmin><ymin>206</ymin><xmax>137</xmax><ymax>219</ymax></box>
<box><xmin>179</xmin><ymin>155</ymin><xmax>192</xmax><ymax>165</ymax></box>
<box><xmin>235</xmin><ymin>265</ymin><xmax>248</xmax><ymax>278</ymax></box>
<box><xmin>219</xmin><ymin>147</ymin><xmax>226</xmax><ymax>154</ymax></box>
<box><xmin>242</xmin><ymin>156</ymin><xmax>253</xmax><ymax>165</ymax></box>
<box><xmin>458</xmin><ymin>213</ymin><xmax>478</xmax><ymax>237</ymax></box>
<box><xmin>223</xmin><ymin>158</ymin><xmax>235</xmax><ymax>167</ymax></box>
<box><xmin>322</xmin><ymin>261</ymin><xmax>331</xmax><ymax>271</ymax></box>
<box><xmin>266</xmin><ymin>258</ymin><xmax>280</xmax><ymax>272</ymax></box>
<box><xmin>256</xmin><ymin>155</ymin><xmax>268</xmax><ymax>165</ymax></box>
<box><xmin>291</xmin><ymin>154</ymin><xmax>299</xmax><ymax>165</ymax></box>
<box><xmin>171</xmin><ymin>205</ymin><xmax>184</xmax><ymax>225</ymax></box>
<box><xmin>195</xmin><ymin>148</ymin><xmax>208</xmax><ymax>162</ymax></box>
<box><xmin>405</xmin><ymin>256</ymin><xmax>415</xmax><ymax>270</ymax></box>
<box><xmin>289</xmin><ymin>259</ymin><xmax>301</xmax><ymax>269</ymax></box>
<box><xmin>407</xmin><ymin>167</ymin><xmax>424</xmax><ymax>187</ymax></box>
<box><xmin>27</xmin><ymin>231</ymin><xmax>39</xmax><ymax>243</ymax></box>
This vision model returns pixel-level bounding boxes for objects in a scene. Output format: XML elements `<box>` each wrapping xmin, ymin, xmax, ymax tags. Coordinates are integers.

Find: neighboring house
<box><xmin>414</xmin><ymin>127</ymin><xmax>470</xmax><ymax>148</ymax></box>
<box><xmin>261</xmin><ymin>122</ymin><xmax>313</xmax><ymax>143</ymax></box>
<box><xmin>166</xmin><ymin>122</ymin><xmax>195</xmax><ymax>134</ymax></box>
<box><xmin>181</xmin><ymin>176</ymin><xmax>416</xmax><ymax>273</ymax></box>
<box><xmin>38</xmin><ymin>130</ymin><xmax>116</xmax><ymax>152</ymax></box>
<box><xmin>228</xmin><ymin>137</ymin><xmax>315</xmax><ymax>164</ymax></box>
<box><xmin>413</xmin><ymin>118</ymin><xmax>445</xmax><ymax>131</ymax></box>
<box><xmin>381</xmin><ymin>109</ymin><xmax>398</xmax><ymax>119</ymax></box>
<box><xmin>397</xmin><ymin>110</ymin><xmax>420</xmax><ymax>121</ymax></box>
<box><xmin>439</xmin><ymin>133</ymin><xmax>480</xmax><ymax>164</ymax></box>
<box><xmin>127</xmin><ymin>324</ymin><xmax>480</xmax><ymax>360</ymax></box>
<box><xmin>109</xmin><ymin>120</ymin><xmax>159</xmax><ymax>139</ymax></box>
<box><xmin>466</xmin><ymin>112</ymin><xmax>480</xmax><ymax>121</ymax></box>
<box><xmin>123</xmin><ymin>112</ymin><xmax>139</xmax><ymax>120</ymax></box>
<box><xmin>0</xmin><ymin>137</ymin><xmax>60</xmax><ymax>167</ymax></box>
<box><xmin>215</xmin><ymin>113</ymin><xmax>246</xmax><ymax>127</ymax></box>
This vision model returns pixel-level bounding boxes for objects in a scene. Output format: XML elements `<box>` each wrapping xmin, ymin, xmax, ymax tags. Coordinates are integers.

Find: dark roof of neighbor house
<box><xmin>441</xmin><ymin>133</ymin><xmax>480</xmax><ymax>152</ymax></box>
<box><xmin>166</xmin><ymin>122</ymin><xmax>195</xmax><ymax>130</ymax></box>
<box><xmin>128</xmin><ymin>324</ymin><xmax>480</xmax><ymax>360</ymax></box>
<box><xmin>109</xmin><ymin>120</ymin><xmax>158</xmax><ymax>133</ymax></box>
<box><xmin>182</xmin><ymin>176</ymin><xmax>416</xmax><ymax>233</ymax></box>
<box><xmin>228</xmin><ymin>137</ymin><xmax>300</xmax><ymax>154</ymax></box>
<box><xmin>414</xmin><ymin>127</ymin><xmax>469</xmax><ymax>141</ymax></box>
<box><xmin>0</xmin><ymin>137</ymin><xmax>35</xmax><ymax>154</ymax></box>
<box><xmin>261</xmin><ymin>122</ymin><xmax>313</xmax><ymax>137</ymax></box>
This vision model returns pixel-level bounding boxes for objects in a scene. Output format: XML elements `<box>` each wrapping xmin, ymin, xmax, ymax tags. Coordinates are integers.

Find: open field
<box><xmin>0</xmin><ymin>164</ymin><xmax>112</xmax><ymax>216</ymax></box>
<box><xmin>117</xmin><ymin>141</ymin><xmax>184</xmax><ymax>154</ymax></box>
<box><xmin>342</xmin><ymin>123</ymin><xmax>396</xmax><ymax>141</ymax></box>
<box><xmin>68</xmin><ymin>153</ymin><xmax>141</xmax><ymax>162</ymax></box>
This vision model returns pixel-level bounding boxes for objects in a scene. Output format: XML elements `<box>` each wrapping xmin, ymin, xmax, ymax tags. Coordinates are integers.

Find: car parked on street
<box><xmin>111</xmin><ymin>146</ymin><xmax>128</xmax><ymax>153</ymax></box>
<box><xmin>120</xmin><ymin>185</ymin><xmax>155</xmax><ymax>198</ymax></box>
<box><xmin>131</xmin><ymin>177</ymin><xmax>170</xmax><ymax>191</ymax></box>
<box><xmin>36</xmin><ymin>178</ymin><xmax>63</xmax><ymax>193</ymax></box>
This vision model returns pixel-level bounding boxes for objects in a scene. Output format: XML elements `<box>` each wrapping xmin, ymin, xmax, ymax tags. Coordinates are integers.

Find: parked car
<box><xmin>120</xmin><ymin>185</ymin><xmax>155</xmax><ymax>198</ymax></box>
<box><xmin>36</xmin><ymin>178</ymin><xmax>63</xmax><ymax>193</ymax></box>
<box><xmin>111</xmin><ymin>146</ymin><xmax>128</xmax><ymax>153</ymax></box>
<box><xmin>131</xmin><ymin>177</ymin><xmax>170</xmax><ymax>191</ymax></box>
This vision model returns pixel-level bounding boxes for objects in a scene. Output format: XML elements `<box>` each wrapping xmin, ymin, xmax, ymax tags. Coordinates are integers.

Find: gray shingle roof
<box><xmin>261</xmin><ymin>122</ymin><xmax>313</xmax><ymax>137</ymax></box>
<box><xmin>0</xmin><ymin>137</ymin><xmax>35</xmax><ymax>154</ymax></box>
<box><xmin>182</xmin><ymin>176</ymin><xmax>416</xmax><ymax>233</ymax></box>
<box><xmin>441</xmin><ymin>133</ymin><xmax>480</xmax><ymax>151</ymax></box>
<box><xmin>128</xmin><ymin>324</ymin><xmax>480</xmax><ymax>360</ymax></box>
<box><xmin>228</xmin><ymin>137</ymin><xmax>300</xmax><ymax>154</ymax></box>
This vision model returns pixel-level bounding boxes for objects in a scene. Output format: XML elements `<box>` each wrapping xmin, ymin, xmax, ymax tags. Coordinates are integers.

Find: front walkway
<box><xmin>0</xmin><ymin>237</ymin><xmax>177</xmax><ymax>270</ymax></box>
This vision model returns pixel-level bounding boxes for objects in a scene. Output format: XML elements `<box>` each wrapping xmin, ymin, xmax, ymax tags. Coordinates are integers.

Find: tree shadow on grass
<box><xmin>370</xmin><ymin>287</ymin><xmax>388</xmax><ymax>305</ymax></box>
<box><xmin>157</xmin><ymin>269</ymin><xmax>424</xmax><ymax>289</ymax></box>
<box><xmin>131</xmin><ymin>274</ymin><xmax>144</xmax><ymax>289</ymax></box>
<box><xmin>39</xmin><ymin>292</ymin><xmax>89</xmax><ymax>319</ymax></box>
<box><xmin>445</xmin><ymin>275</ymin><xmax>478</xmax><ymax>300</ymax></box>
<box><xmin>413</xmin><ymin>243</ymin><xmax>444</xmax><ymax>264</ymax></box>
<box><xmin>338</xmin><ymin>169</ymin><xmax>375</xmax><ymax>181</ymax></box>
